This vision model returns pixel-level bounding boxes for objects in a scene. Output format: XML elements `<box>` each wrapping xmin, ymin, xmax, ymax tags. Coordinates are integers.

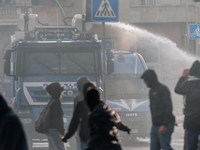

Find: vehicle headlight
<box><xmin>20</xmin><ymin>118</ymin><xmax>32</xmax><ymax>124</ymax></box>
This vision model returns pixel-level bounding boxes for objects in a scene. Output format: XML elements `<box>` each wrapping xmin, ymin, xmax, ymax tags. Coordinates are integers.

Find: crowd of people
<box><xmin>0</xmin><ymin>60</ymin><xmax>200</xmax><ymax>150</ymax></box>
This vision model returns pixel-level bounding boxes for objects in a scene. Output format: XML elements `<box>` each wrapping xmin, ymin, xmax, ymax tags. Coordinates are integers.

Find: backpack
<box><xmin>35</xmin><ymin>100</ymin><xmax>55</xmax><ymax>134</ymax></box>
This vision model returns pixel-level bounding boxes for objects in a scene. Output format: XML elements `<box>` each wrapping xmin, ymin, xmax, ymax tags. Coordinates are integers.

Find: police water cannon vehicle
<box><xmin>4</xmin><ymin>13</ymin><xmax>107</xmax><ymax>150</ymax></box>
<box><xmin>4</xmin><ymin>13</ymin><xmax>150</xmax><ymax>149</ymax></box>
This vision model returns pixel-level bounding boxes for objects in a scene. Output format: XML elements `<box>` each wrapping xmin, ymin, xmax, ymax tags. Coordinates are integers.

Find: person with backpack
<box><xmin>45</xmin><ymin>82</ymin><xmax>66</xmax><ymax>150</ymax></box>
<box><xmin>175</xmin><ymin>60</ymin><xmax>200</xmax><ymax>150</ymax></box>
<box><xmin>85</xmin><ymin>87</ymin><xmax>131</xmax><ymax>150</ymax></box>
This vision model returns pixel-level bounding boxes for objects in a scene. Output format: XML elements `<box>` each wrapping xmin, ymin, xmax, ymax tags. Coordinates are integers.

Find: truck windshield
<box><xmin>22</xmin><ymin>49</ymin><xmax>100</xmax><ymax>76</ymax></box>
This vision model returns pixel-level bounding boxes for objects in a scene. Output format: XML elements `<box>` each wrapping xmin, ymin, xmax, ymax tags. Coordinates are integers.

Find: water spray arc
<box><xmin>107</xmin><ymin>22</ymin><xmax>196</xmax><ymax>80</ymax></box>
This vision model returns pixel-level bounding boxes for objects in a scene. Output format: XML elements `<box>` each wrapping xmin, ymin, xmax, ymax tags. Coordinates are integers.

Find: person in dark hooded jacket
<box><xmin>141</xmin><ymin>69</ymin><xmax>175</xmax><ymax>150</ymax></box>
<box><xmin>85</xmin><ymin>88</ymin><xmax>131</xmax><ymax>150</ymax></box>
<box><xmin>45</xmin><ymin>82</ymin><xmax>66</xmax><ymax>150</ymax></box>
<box><xmin>0</xmin><ymin>95</ymin><xmax>28</xmax><ymax>150</ymax></box>
<box><xmin>62</xmin><ymin>82</ymin><xmax>95</xmax><ymax>150</ymax></box>
<box><xmin>175</xmin><ymin>60</ymin><xmax>200</xmax><ymax>150</ymax></box>
<box><xmin>73</xmin><ymin>76</ymin><xmax>90</xmax><ymax>150</ymax></box>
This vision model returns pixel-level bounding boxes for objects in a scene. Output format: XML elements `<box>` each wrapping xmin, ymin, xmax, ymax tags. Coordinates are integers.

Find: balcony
<box><xmin>0</xmin><ymin>6</ymin><xmax>32</xmax><ymax>25</ymax></box>
<box><xmin>129</xmin><ymin>5</ymin><xmax>200</xmax><ymax>23</ymax></box>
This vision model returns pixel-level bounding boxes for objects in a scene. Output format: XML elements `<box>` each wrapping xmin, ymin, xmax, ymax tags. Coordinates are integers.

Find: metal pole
<box><xmin>102</xmin><ymin>22</ymin><xmax>106</xmax><ymax>101</ymax></box>
<box><xmin>186</xmin><ymin>0</ymin><xmax>189</xmax><ymax>54</ymax></box>
<box><xmin>196</xmin><ymin>3</ymin><xmax>199</xmax><ymax>58</ymax></box>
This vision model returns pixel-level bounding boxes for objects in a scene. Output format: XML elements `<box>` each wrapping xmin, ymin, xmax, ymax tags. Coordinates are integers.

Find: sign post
<box><xmin>189</xmin><ymin>24</ymin><xmax>200</xmax><ymax>57</ymax></box>
<box><xmin>92</xmin><ymin>0</ymin><xmax>119</xmax><ymax>101</ymax></box>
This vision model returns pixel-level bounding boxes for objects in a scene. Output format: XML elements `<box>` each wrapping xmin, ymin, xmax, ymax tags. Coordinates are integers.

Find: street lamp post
<box><xmin>186</xmin><ymin>0</ymin><xmax>190</xmax><ymax>54</ymax></box>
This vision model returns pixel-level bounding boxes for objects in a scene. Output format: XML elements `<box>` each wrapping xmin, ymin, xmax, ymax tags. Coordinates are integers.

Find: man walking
<box><xmin>175</xmin><ymin>60</ymin><xmax>200</xmax><ymax>150</ymax></box>
<box><xmin>62</xmin><ymin>81</ymin><xmax>95</xmax><ymax>150</ymax></box>
<box><xmin>141</xmin><ymin>69</ymin><xmax>175</xmax><ymax>150</ymax></box>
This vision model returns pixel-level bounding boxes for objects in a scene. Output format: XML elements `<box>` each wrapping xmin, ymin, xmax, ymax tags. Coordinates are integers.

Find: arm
<box><xmin>175</xmin><ymin>69</ymin><xmax>191</xmax><ymax>95</ymax></box>
<box><xmin>162</xmin><ymin>87</ymin><xmax>173</xmax><ymax>127</ymax></box>
<box><xmin>114</xmin><ymin>112</ymin><xmax>131</xmax><ymax>133</ymax></box>
<box><xmin>116</xmin><ymin>122</ymin><xmax>131</xmax><ymax>134</ymax></box>
<box><xmin>51</xmin><ymin>100</ymin><xmax>65</xmax><ymax>135</ymax></box>
<box><xmin>174</xmin><ymin>77</ymin><xmax>189</xmax><ymax>95</ymax></box>
<box><xmin>62</xmin><ymin>102</ymin><xmax>81</xmax><ymax>141</ymax></box>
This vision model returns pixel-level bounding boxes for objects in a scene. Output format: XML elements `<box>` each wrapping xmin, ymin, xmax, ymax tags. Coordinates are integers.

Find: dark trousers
<box><xmin>150</xmin><ymin>124</ymin><xmax>174</xmax><ymax>150</ymax></box>
<box><xmin>187</xmin><ymin>130</ymin><xmax>200</xmax><ymax>150</ymax></box>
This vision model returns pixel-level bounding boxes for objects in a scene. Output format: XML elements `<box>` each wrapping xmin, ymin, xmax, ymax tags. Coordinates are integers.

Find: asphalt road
<box><xmin>123</xmin><ymin>109</ymin><xmax>184</xmax><ymax>150</ymax></box>
<box><xmin>32</xmin><ymin>109</ymin><xmax>184</xmax><ymax>150</ymax></box>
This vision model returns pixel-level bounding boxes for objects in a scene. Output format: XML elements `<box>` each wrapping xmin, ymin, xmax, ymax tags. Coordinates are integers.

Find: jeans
<box><xmin>80</xmin><ymin>141</ymin><xmax>88</xmax><ymax>150</ymax></box>
<box><xmin>150</xmin><ymin>124</ymin><xmax>174</xmax><ymax>150</ymax></box>
<box><xmin>76</xmin><ymin>138</ymin><xmax>88</xmax><ymax>150</ymax></box>
<box><xmin>46</xmin><ymin>128</ymin><xmax>66</xmax><ymax>150</ymax></box>
<box><xmin>187</xmin><ymin>130</ymin><xmax>200</xmax><ymax>150</ymax></box>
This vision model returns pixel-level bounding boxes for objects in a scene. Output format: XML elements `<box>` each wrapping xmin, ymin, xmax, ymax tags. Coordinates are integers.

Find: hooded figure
<box><xmin>74</xmin><ymin>76</ymin><xmax>90</xmax><ymax>110</ymax></box>
<box><xmin>0</xmin><ymin>95</ymin><xmax>28</xmax><ymax>150</ymax></box>
<box><xmin>45</xmin><ymin>82</ymin><xmax>66</xmax><ymax>150</ymax></box>
<box><xmin>189</xmin><ymin>60</ymin><xmax>200</xmax><ymax>78</ymax></box>
<box><xmin>62</xmin><ymin>82</ymin><xmax>95</xmax><ymax>150</ymax></box>
<box><xmin>141</xmin><ymin>69</ymin><xmax>175</xmax><ymax>150</ymax></box>
<box><xmin>86</xmin><ymin>88</ymin><xmax>131</xmax><ymax>150</ymax></box>
<box><xmin>175</xmin><ymin>60</ymin><xmax>200</xmax><ymax>150</ymax></box>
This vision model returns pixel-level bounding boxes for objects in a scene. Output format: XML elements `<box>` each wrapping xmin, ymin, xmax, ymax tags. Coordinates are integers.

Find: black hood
<box><xmin>0</xmin><ymin>95</ymin><xmax>11</xmax><ymax>116</ymax></box>
<box><xmin>141</xmin><ymin>69</ymin><xmax>159</xmax><ymax>88</ymax></box>
<box><xmin>190</xmin><ymin>60</ymin><xmax>200</xmax><ymax>78</ymax></box>
<box><xmin>86</xmin><ymin>88</ymin><xmax>100</xmax><ymax>111</ymax></box>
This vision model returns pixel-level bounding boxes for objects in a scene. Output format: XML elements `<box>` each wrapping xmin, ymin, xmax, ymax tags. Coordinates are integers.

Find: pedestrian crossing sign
<box><xmin>92</xmin><ymin>0</ymin><xmax>119</xmax><ymax>22</ymax></box>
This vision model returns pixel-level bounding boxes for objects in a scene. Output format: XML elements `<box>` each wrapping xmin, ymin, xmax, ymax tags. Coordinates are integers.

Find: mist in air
<box><xmin>107</xmin><ymin>22</ymin><xmax>196</xmax><ymax>80</ymax></box>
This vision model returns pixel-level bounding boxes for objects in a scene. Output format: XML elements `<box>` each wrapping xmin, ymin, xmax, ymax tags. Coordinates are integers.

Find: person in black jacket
<box><xmin>85</xmin><ymin>88</ymin><xmax>131</xmax><ymax>150</ymax></box>
<box><xmin>0</xmin><ymin>95</ymin><xmax>28</xmax><ymax>150</ymax></box>
<box><xmin>73</xmin><ymin>76</ymin><xmax>90</xmax><ymax>150</ymax></box>
<box><xmin>62</xmin><ymin>82</ymin><xmax>95</xmax><ymax>150</ymax></box>
<box><xmin>175</xmin><ymin>60</ymin><xmax>200</xmax><ymax>150</ymax></box>
<box><xmin>46</xmin><ymin>82</ymin><xmax>66</xmax><ymax>150</ymax></box>
<box><xmin>141</xmin><ymin>69</ymin><xmax>175</xmax><ymax>150</ymax></box>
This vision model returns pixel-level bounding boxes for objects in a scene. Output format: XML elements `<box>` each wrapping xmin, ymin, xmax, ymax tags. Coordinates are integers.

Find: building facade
<box><xmin>0</xmin><ymin>0</ymin><xmax>199</xmax><ymax>78</ymax></box>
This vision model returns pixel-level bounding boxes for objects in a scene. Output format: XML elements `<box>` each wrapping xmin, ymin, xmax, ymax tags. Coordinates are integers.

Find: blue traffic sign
<box><xmin>92</xmin><ymin>0</ymin><xmax>119</xmax><ymax>22</ymax></box>
<box><xmin>190</xmin><ymin>24</ymin><xmax>200</xmax><ymax>39</ymax></box>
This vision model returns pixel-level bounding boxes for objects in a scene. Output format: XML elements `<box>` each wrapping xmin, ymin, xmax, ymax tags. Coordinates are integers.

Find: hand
<box><xmin>127</xmin><ymin>129</ymin><xmax>131</xmax><ymax>135</ymax></box>
<box><xmin>159</xmin><ymin>125</ymin><xmax>167</xmax><ymax>135</ymax></box>
<box><xmin>62</xmin><ymin>137</ymin><xmax>67</xmax><ymax>143</ymax></box>
<box><xmin>182</xmin><ymin>69</ymin><xmax>190</xmax><ymax>78</ymax></box>
<box><xmin>74</xmin><ymin>131</ymin><xmax>79</xmax><ymax>139</ymax></box>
